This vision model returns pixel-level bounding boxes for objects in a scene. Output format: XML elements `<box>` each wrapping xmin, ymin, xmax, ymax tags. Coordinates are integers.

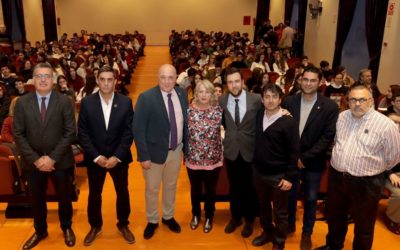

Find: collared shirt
<box><xmin>36</xmin><ymin>91</ymin><xmax>51</xmax><ymax>109</ymax></box>
<box><xmin>331</xmin><ymin>108</ymin><xmax>400</xmax><ymax>176</ymax></box>
<box><xmin>227</xmin><ymin>90</ymin><xmax>247</xmax><ymax>123</ymax></box>
<box><xmin>99</xmin><ymin>92</ymin><xmax>114</xmax><ymax>130</ymax></box>
<box><xmin>299</xmin><ymin>93</ymin><xmax>317</xmax><ymax>136</ymax></box>
<box><xmin>161</xmin><ymin>88</ymin><xmax>184</xmax><ymax>147</ymax></box>
<box><xmin>263</xmin><ymin>108</ymin><xmax>283</xmax><ymax>131</ymax></box>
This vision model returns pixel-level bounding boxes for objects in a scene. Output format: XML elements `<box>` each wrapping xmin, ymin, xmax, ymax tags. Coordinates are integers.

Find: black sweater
<box><xmin>253</xmin><ymin>108</ymin><xmax>300</xmax><ymax>181</ymax></box>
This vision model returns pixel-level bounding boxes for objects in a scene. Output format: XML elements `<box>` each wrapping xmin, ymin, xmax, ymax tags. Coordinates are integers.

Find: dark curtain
<box><xmin>42</xmin><ymin>0</ymin><xmax>58</xmax><ymax>42</ymax></box>
<box><xmin>1</xmin><ymin>0</ymin><xmax>12</xmax><ymax>38</ymax></box>
<box><xmin>332</xmin><ymin>0</ymin><xmax>358</xmax><ymax>68</ymax></box>
<box><xmin>15</xmin><ymin>0</ymin><xmax>26</xmax><ymax>42</ymax></box>
<box><xmin>285</xmin><ymin>0</ymin><xmax>294</xmax><ymax>23</ymax></box>
<box><xmin>294</xmin><ymin>0</ymin><xmax>308</xmax><ymax>56</ymax></box>
<box><xmin>254</xmin><ymin>0</ymin><xmax>271</xmax><ymax>42</ymax></box>
<box><xmin>365</xmin><ymin>0</ymin><xmax>389</xmax><ymax>82</ymax></box>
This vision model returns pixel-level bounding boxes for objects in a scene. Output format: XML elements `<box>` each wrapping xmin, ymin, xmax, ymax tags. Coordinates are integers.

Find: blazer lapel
<box><xmin>156</xmin><ymin>87</ymin><xmax>169</xmax><ymax>122</ymax></box>
<box><xmin>29</xmin><ymin>93</ymin><xmax>42</xmax><ymax>125</ymax></box>
<box><xmin>292</xmin><ymin>94</ymin><xmax>302</xmax><ymax>122</ymax></box>
<box><xmin>304</xmin><ymin>94</ymin><xmax>323</xmax><ymax>130</ymax></box>
<box><xmin>95</xmin><ymin>93</ymin><xmax>107</xmax><ymax>132</ymax></box>
<box><xmin>108</xmin><ymin>93</ymin><xmax>119</xmax><ymax>130</ymax></box>
<box><xmin>221</xmin><ymin>93</ymin><xmax>235</xmax><ymax>125</ymax></box>
<box><xmin>43</xmin><ymin>92</ymin><xmax>58</xmax><ymax>128</ymax></box>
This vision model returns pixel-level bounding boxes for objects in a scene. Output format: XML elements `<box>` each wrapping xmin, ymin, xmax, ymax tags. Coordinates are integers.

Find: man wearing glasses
<box><xmin>315</xmin><ymin>83</ymin><xmax>400</xmax><ymax>250</ymax></box>
<box><xmin>282</xmin><ymin>66</ymin><xmax>339</xmax><ymax>250</ymax></box>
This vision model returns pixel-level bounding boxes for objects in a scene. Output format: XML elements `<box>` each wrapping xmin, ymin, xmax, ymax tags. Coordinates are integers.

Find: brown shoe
<box><xmin>23</xmin><ymin>232</ymin><xmax>48</xmax><ymax>249</ymax></box>
<box><xmin>63</xmin><ymin>228</ymin><xmax>76</xmax><ymax>247</ymax></box>
<box><xmin>83</xmin><ymin>227</ymin><xmax>102</xmax><ymax>246</ymax></box>
<box><xmin>118</xmin><ymin>226</ymin><xmax>135</xmax><ymax>244</ymax></box>
<box><xmin>300</xmin><ymin>233</ymin><xmax>312</xmax><ymax>250</ymax></box>
<box><xmin>383</xmin><ymin>213</ymin><xmax>400</xmax><ymax>235</ymax></box>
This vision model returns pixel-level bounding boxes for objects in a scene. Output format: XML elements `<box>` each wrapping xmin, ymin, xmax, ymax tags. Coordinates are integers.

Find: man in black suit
<box><xmin>78</xmin><ymin>65</ymin><xmax>134</xmax><ymax>245</ymax></box>
<box><xmin>282</xmin><ymin>66</ymin><xmax>338</xmax><ymax>250</ymax></box>
<box><xmin>132</xmin><ymin>64</ymin><xmax>188</xmax><ymax>240</ymax></box>
<box><xmin>13</xmin><ymin>62</ymin><xmax>76</xmax><ymax>249</ymax></box>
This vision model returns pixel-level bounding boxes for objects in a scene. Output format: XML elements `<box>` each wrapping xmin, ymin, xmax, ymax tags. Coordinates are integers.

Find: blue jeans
<box><xmin>288</xmin><ymin>169</ymin><xmax>322</xmax><ymax>235</ymax></box>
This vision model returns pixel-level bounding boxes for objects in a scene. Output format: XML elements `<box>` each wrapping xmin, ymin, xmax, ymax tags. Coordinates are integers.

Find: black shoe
<box><xmin>272</xmin><ymin>244</ymin><xmax>284</xmax><ymax>250</ymax></box>
<box><xmin>190</xmin><ymin>215</ymin><xmax>200</xmax><ymax>230</ymax></box>
<box><xmin>63</xmin><ymin>228</ymin><xmax>76</xmax><ymax>247</ymax></box>
<box><xmin>162</xmin><ymin>217</ymin><xmax>181</xmax><ymax>233</ymax></box>
<box><xmin>288</xmin><ymin>223</ymin><xmax>296</xmax><ymax>234</ymax></box>
<box><xmin>143</xmin><ymin>223</ymin><xmax>159</xmax><ymax>239</ymax></box>
<box><xmin>118</xmin><ymin>226</ymin><xmax>135</xmax><ymax>244</ymax></box>
<box><xmin>241</xmin><ymin>221</ymin><xmax>253</xmax><ymax>238</ymax></box>
<box><xmin>314</xmin><ymin>246</ymin><xmax>332</xmax><ymax>250</ymax></box>
<box><xmin>224</xmin><ymin>218</ymin><xmax>242</xmax><ymax>233</ymax></box>
<box><xmin>300</xmin><ymin>233</ymin><xmax>312</xmax><ymax>250</ymax></box>
<box><xmin>203</xmin><ymin>218</ymin><xmax>212</xmax><ymax>233</ymax></box>
<box><xmin>23</xmin><ymin>232</ymin><xmax>48</xmax><ymax>250</ymax></box>
<box><xmin>252</xmin><ymin>231</ymin><xmax>272</xmax><ymax>246</ymax></box>
<box><xmin>383</xmin><ymin>213</ymin><xmax>400</xmax><ymax>235</ymax></box>
<box><xmin>83</xmin><ymin>227</ymin><xmax>102</xmax><ymax>246</ymax></box>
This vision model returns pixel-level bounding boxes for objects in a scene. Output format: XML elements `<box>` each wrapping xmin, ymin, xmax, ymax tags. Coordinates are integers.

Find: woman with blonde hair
<box><xmin>185</xmin><ymin>79</ymin><xmax>223</xmax><ymax>233</ymax></box>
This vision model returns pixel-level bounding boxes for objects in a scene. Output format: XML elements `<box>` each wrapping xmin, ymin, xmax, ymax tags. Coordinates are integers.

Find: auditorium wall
<box><xmin>269</xmin><ymin>0</ymin><xmax>285</xmax><ymax>25</ymax></box>
<box><xmin>23</xmin><ymin>0</ymin><xmax>45</xmax><ymax>43</ymax></box>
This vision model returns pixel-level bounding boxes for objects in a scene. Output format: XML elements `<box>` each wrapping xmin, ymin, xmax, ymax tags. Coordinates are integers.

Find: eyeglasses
<box><xmin>301</xmin><ymin>78</ymin><xmax>319</xmax><ymax>84</ymax></box>
<box><xmin>33</xmin><ymin>74</ymin><xmax>52</xmax><ymax>79</ymax></box>
<box><xmin>348</xmin><ymin>98</ymin><xmax>371</xmax><ymax>104</ymax></box>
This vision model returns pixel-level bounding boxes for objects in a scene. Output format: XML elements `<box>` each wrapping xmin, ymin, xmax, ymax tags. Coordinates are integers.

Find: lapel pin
<box><xmin>114</xmin><ymin>104</ymin><xmax>118</xmax><ymax>108</ymax></box>
<box><xmin>317</xmin><ymin>106</ymin><xmax>320</xmax><ymax>110</ymax></box>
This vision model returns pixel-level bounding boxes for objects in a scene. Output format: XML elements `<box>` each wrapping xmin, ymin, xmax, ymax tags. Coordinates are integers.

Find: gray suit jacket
<box><xmin>132</xmin><ymin>86</ymin><xmax>188</xmax><ymax>164</ymax></box>
<box><xmin>13</xmin><ymin>91</ymin><xmax>76</xmax><ymax>171</ymax></box>
<box><xmin>219</xmin><ymin>91</ymin><xmax>262</xmax><ymax>162</ymax></box>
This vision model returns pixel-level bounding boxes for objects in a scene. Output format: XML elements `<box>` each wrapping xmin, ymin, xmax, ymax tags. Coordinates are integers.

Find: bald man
<box><xmin>132</xmin><ymin>64</ymin><xmax>188</xmax><ymax>239</ymax></box>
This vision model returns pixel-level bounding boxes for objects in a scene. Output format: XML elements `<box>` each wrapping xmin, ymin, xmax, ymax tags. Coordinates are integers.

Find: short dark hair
<box><xmin>302</xmin><ymin>66</ymin><xmax>323</xmax><ymax>80</ymax></box>
<box><xmin>224</xmin><ymin>67</ymin><xmax>242</xmax><ymax>80</ymax></box>
<box><xmin>391</xmin><ymin>87</ymin><xmax>400</xmax><ymax>101</ymax></box>
<box><xmin>98</xmin><ymin>65</ymin><xmax>116</xmax><ymax>78</ymax></box>
<box><xmin>261</xmin><ymin>83</ymin><xmax>283</xmax><ymax>98</ymax></box>
<box><xmin>320</xmin><ymin>60</ymin><xmax>329</xmax><ymax>68</ymax></box>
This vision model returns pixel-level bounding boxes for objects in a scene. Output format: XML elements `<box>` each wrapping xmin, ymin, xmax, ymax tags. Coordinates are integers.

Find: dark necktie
<box><xmin>234</xmin><ymin>98</ymin><xmax>240</xmax><ymax>127</ymax></box>
<box><xmin>40</xmin><ymin>97</ymin><xmax>46</xmax><ymax>123</ymax></box>
<box><xmin>167</xmin><ymin>93</ymin><xmax>178</xmax><ymax>150</ymax></box>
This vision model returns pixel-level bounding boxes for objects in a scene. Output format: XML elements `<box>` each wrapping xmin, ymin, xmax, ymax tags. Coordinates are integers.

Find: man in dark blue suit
<box><xmin>78</xmin><ymin>65</ymin><xmax>134</xmax><ymax>246</ymax></box>
<box><xmin>282</xmin><ymin>66</ymin><xmax>338</xmax><ymax>250</ymax></box>
<box><xmin>133</xmin><ymin>64</ymin><xmax>188</xmax><ymax>240</ymax></box>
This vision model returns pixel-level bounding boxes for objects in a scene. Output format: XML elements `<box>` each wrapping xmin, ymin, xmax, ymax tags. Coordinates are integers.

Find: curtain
<box><xmin>42</xmin><ymin>0</ymin><xmax>58</xmax><ymax>42</ymax></box>
<box><xmin>365</xmin><ymin>0</ymin><xmax>389</xmax><ymax>82</ymax></box>
<box><xmin>285</xmin><ymin>0</ymin><xmax>294</xmax><ymax>22</ymax></box>
<box><xmin>15</xmin><ymin>0</ymin><xmax>26</xmax><ymax>42</ymax></box>
<box><xmin>1</xmin><ymin>0</ymin><xmax>12</xmax><ymax>38</ymax></box>
<box><xmin>254</xmin><ymin>0</ymin><xmax>271</xmax><ymax>42</ymax></box>
<box><xmin>332</xmin><ymin>0</ymin><xmax>358</xmax><ymax>68</ymax></box>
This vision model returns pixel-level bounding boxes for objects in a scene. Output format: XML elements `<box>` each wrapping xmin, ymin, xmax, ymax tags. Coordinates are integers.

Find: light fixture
<box><xmin>309</xmin><ymin>0</ymin><xmax>323</xmax><ymax>19</ymax></box>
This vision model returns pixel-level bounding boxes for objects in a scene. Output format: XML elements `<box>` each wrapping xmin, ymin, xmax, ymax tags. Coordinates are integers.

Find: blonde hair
<box><xmin>192</xmin><ymin>80</ymin><xmax>218</xmax><ymax>106</ymax></box>
<box><xmin>9</xmin><ymin>97</ymin><xmax>19</xmax><ymax>116</ymax></box>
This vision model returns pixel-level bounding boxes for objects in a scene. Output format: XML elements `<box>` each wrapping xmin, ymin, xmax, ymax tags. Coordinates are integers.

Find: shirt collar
<box><xmin>36</xmin><ymin>91</ymin><xmax>52</xmax><ymax>99</ymax></box>
<box><xmin>99</xmin><ymin>92</ymin><xmax>115</xmax><ymax>105</ymax></box>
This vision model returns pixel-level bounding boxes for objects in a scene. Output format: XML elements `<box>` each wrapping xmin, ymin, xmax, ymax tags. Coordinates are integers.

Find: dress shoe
<box><xmin>118</xmin><ymin>226</ymin><xmax>135</xmax><ymax>244</ymax></box>
<box><xmin>83</xmin><ymin>227</ymin><xmax>102</xmax><ymax>246</ymax></box>
<box><xmin>300</xmin><ymin>233</ymin><xmax>312</xmax><ymax>250</ymax></box>
<box><xmin>383</xmin><ymin>213</ymin><xmax>400</xmax><ymax>235</ymax></box>
<box><xmin>314</xmin><ymin>246</ymin><xmax>332</xmax><ymax>250</ymax></box>
<box><xmin>203</xmin><ymin>218</ymin><xmax>212</xmax><ymax>233</ymax></box>
<box><xmin>241</xmin><ymin>221</ymin><xmax>253</xmax><ymax>238</ymax></box>
<box><xmin>63</xmin><ymin>228</ymin><xmax>76</xmax><ymax>247</ymax></box>
<box><xmin>224</xmin><ymin>218</ymin><xmax>242</xmax><ymax>233</ymax></box>
<box><xmin>190</xmin><ymin>215</ymin><xmax>200</xmax><ymax>230</ymax></box>
<box><xmin>252</xmin><ymin>231</ymin><xmax>272</xmax><ymax>246</ymax></box>
<box><xmin>23</xmin><ymin>232</ymin><xmax>48</xmax><ymax>250</ymax></box>
<box><xmin>143</xmin><ymin>223</ymin><xmax>159</xmax><ymax>240</ymax></box>
<box><xmin>162</xmin><ymin>217</ymin><xmax>181</xmax><ymax>233</ymax></box>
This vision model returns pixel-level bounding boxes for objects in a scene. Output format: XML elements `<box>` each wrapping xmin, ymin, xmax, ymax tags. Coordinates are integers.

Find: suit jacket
<box><xmin>132</xmin><ymin>86</ymin><xmax>188</xmax><ymax>164</ymax></box>
<box><xmin>78</xmin><ymin>92</ymin><xmax>134</xmax><ymax>167</ymax></box>
<box><xmin>13</xmin><ymin>91</ymin><xmax>75</xmax><ymax>171</ymax></box>
<box><xmin>219</xmin><ymin>91</ymin><xmax>262</xmax><ymax>162</ymax></box>
<box><xmin>282</xmin><ymin>93</ymin><xmax>339</xmax><ymax>171</ymax></box>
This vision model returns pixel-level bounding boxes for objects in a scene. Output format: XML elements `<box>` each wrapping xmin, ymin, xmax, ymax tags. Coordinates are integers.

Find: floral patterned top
<box><xmin>185</xmin><ymin>103</ymin><xmax>223</xmax><ymax>170</ymax></box>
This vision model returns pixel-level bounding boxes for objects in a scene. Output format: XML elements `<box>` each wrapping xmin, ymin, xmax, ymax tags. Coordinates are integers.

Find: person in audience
<box><xmin>355</xmin><ymin>68</ymin><xmax>381</xmax><ymax>106</ymax></box>
<box><xmin>378</xmin><ymin>84</ymin><xmax>400</xmax><ymax>112</ymax></box>
<box><xmin>0</xmin><ymin>65</ymin><xmax>16</xmax><ymax>96</ymax></box>
<box><xmin>276</xmin><ymin>68</ymin><xmax>296</xmax><ymax>95</ymax></box>
<box><xmin>186</xmin><ymin>80</ymin><xmax>223</xmax><ymax>233</ymax></box>
<box><xmin>222</xmin><ymin>50</ymin><xmax>236</xmax><ymax>69</ymax></box>
<box><xmin>220</xmin><ymin>67</ymin><xmax>261</xmax><ymax>238</ymax></box>
<box><xmin>288</xmin><ymin>74</ymin><xmax>303</xmax><ymax>96</ymax></box>
<box><xmin>197</xmin><ymin>51</ymin><xmax>209</xmax><ymax>70</ymax></box>
<box><xmin>132</xmin><ymin>64</ymin><xmax>188</xmax><ymax>240</ymax></box>
<box><xmin>56</xmin><ymin>75</ymin><xmax>75</xmax><ymax>101</ymax></box>
<box><xmin>252</xmin><ymin>83</ymin><xmax>299</xmax><ymax>249</ymax></box>
<box><xmin>67</xmin><ymin>66</ymin><xmax>84</xmax><ymax>93</ymax></box>
<box><xmin>382</xmin><ymin>113</ymin><xmax>400</xmax><ymax>235</ymax></box>
<box><xmin>384</xmin><ymin>89</ymin><xmax>400</xmax><ymax>116</ymax></box>
<box><xmin>230</xmin><ymin>52</ymin><xmax>248</xmax><ymax>69</ymax></box>
<box><xmin>246</xmin><ymin>67</ymin><xmax>263</xmax><ymax>91</ymax></box>
<box><xmin>324</xmin><ymin>71</ymin><xmax>349</xmax><ymax>110</ymax></box>
<box><xmin>278</xmin><ymin>20</ymin><xmax>296</xmax><ymax>51</ymax></box>
<box><xmin>251</xmin><ymin>53</ymin><xmax>271</xmax><ymax>73</ymax></box>
<box><xmin>0</xmin><ymin>83</ymin><xmax>10</xmax><ymax>129</ymax></box>
<box><xmin>1</xmin><ymin>96</ymin><xmax>18</xmax><ymax>143</ymax></box>
<box><xmin>13</xmin><ymin>62</ymin><xmax>76</xmax><ymax>249</ymax></box>
<box><xmin>213</xmin><ymin>83</ymin><xmax>223</xmax><ymax>97</ymax></box>
<box><xmin>272</xmin><ymin>51</ymin><xmax>289</xmax><ymax>76</ymax></box>
<box><xmin>20</xmin><ymin>59</ymin><xmax>34</xmax><ymax>82</ymax></box>
<box><xmin>78</xmin><ymin>65</ymin><xmax>135</xmax><ymax>246</ymax></box>
<box><xmin>76</xmin><ymin>75</ymin><xmax>99</xmax><ymax>102</ymax></box>
<box><xmin>282</xmin><ymin>66</ymin><xmax>339</xmax><ymax>250</ymax></box>
<box><xmin>315</xmin><ymin>84</ymin><xmax>400</xmax><ymax>250</ymax></box>
<box><xmin>15</xmin><ymin>77</ymin><xmax>28</xmax><ymax>96</ymax></box>
<box><xmin>251</xmin><ymin>72</ymin><xmax>270</xmax><ymax>94</ymax></box>
<box><xmin>336</xmin><ymin>66</ymin><xmax>354</xmax><ymax>87</ymax></box>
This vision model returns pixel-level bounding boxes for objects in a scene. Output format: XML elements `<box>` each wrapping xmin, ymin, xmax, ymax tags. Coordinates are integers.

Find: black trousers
<box><xmin>253</xmin><ymin>170</ymin><xmax>289</xmax><ymax>248</ymax></box>
<box><xmin>325</xmin><ymin>167</ymin><xmax>385</xmax><ymax>250</ymax></box>
<box><xmin>187</xmin><ymin>167</ymin><xmax>221</xmax><ymax>218</ymax></box>
<box><xmin>27</xmin><ymin>168</ymin><xmax>73</xmax><ymax>235</ymax></box>
<box><xmin>225</xmin><ymin>154</ymin><xmax>258</xmax><ymax>222</ymax></box>
<box><xmin>87</xmin><ymin>164</ymin><xmax>130</xmax><ymax>228</ymax></box>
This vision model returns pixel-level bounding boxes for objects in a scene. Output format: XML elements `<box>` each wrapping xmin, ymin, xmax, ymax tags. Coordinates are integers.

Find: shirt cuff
<box><xmin>94</xmin><ymin>155</ymin><xmax>101</xmax><ymax>163</ymax></box>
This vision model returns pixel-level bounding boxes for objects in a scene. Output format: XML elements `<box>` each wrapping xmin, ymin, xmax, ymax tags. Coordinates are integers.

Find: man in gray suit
<box><xmin>13</xmin><ymin>63</ymin><xmax>76</xmax><ymax>249</ymax></box>
<box><xmin>220</xmin><ymin>67</ymin><xmax>261</xmax><ymax>238</ymax></box>
<box><xmin>133</xmin><ymin>64</ymin><xmax>188</xmax><ymax>240</ymax></box>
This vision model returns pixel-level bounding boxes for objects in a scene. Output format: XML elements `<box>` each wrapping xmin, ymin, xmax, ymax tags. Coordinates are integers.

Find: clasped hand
<box><xmin>96</xmin><ymin>155</ymin><xmax>119</xmax><ymax>169</ymax></box>
<box><xmin>34</xmin><ymin>156</ymin><xmax>55</xmax><ymax>172</ymax></box>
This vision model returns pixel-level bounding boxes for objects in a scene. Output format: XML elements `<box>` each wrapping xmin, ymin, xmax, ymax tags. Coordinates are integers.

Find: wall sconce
<box><xmin>309</xmin><ymin>0</ymin><xmax>323</xmax><ymax>19</ymax></box>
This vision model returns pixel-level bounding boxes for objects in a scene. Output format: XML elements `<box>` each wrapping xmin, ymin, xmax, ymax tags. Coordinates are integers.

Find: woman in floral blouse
<box><xmin>186</xmin><ymin>79</ymin><xmax>223</xmax><ymax>233</ymax></box>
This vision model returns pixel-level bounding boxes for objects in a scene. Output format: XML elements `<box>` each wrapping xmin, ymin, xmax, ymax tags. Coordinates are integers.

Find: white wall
<box><xmin>53</xmin><ymin>0</ymin><xmax>257</xmax><ymax>45</ymax></box>
<box><xmin>303</xmin><ymin>0</ymin><xmax>339</xmax><ymax>66</ymax></box>
<box><xmin>377</xmin><ymin>0</ymin><xmax>400</xmax><ymax>90</ymax></box>
<box><xmin>269</xmin><ymin>0</ymin><xmax>285</xmax><ymax>25</ymax></box>
<box><xmin>24</xmin><ymin>0</ymin><xmax>45</xmax><ymax>43</ymax></box>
